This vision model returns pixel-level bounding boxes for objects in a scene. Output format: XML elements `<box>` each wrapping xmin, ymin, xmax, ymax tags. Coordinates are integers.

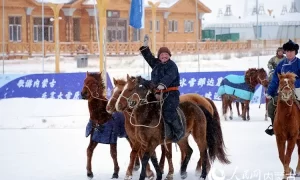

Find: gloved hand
<box><xmin>143</xmin><ymin>34</ymin><xmax>149</xmax><ymax>47</ymax></box>
<box><xmin>157</xmin><ymin>84</ymin><xmax>165</xmax><ymax>90</ymax></box>
<box><xmin>265</xmin><ymin>93</ymin><xmax>272</xmax><ymax>99</ymax></box>
<box><xmin>155</xmin><ymin>93</ymin><xmax>163</xmax><ymax>101</ymax></box>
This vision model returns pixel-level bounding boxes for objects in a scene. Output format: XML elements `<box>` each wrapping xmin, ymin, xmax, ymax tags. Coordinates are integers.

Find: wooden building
<box><xmin>0</xmin><ymin>0</ymin><xmax>212</xmax><ymax>57</ymax></box>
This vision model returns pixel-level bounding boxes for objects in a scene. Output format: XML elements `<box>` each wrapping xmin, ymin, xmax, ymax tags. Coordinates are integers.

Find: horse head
<box><xmin>115</xmin><ymin>74</ymin><xmax>155</xmax><ymax>112</ymax></box>
<box><xmin>278</xmin><ymin>72</ymin><xmax>297</xmax><ymax>103</ymax></box>
<box><xmin>81</xmin><ymin>71</ymin><xmax>106</xmax><ymax>101</ymax></box>
<box><xmin>245</xmin><ymin>68</ymin><xmax>269</xmax><ymax>90</ymax></box>
<box><xmin>106</xmin><ymin>78</ymin><xmax>127</xmax><ymax>114</ymax></box>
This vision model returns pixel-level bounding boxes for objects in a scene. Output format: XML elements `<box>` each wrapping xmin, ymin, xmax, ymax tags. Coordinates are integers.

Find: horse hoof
<box><xmin>180</xmin><ymin>171</ymin><xmax>187</xmax><ymax>179</ymax></box>
<box><xmin>124</xmin><ymin>175</ymin><xmax>132</xmax><ymax>180</ymax></box>
<box><xmin>295</xmin><ymin>173</ymin><xmax>300</xmax><ymax>177</ymax></box>
<box><xmin>147</xmin><ymin>173</ymin><xmax>155</xmax><ymax>180</ymax></box>
<box><xmin>87</xmin><ymin>172</ymin><xmax>94</xmax><ymax>178</ymax></box>
<box><xmin>133</xmin><ymin>164</ymin><xmax>140</xmax><ymax>171</ymax></box>
<box><xmin>112</xmin><ymin>173</ymin><xmax>118</xmax><ymax>179</ymax></box>
<box><xmin>164</xmin><ymin>174</ymin><xmax>174</xmax><ymax>180</ymax></box>
<box><xmin>229</xmin><ymin>116</ymin><xmax>233</xmax><ymax>120</ymax></box>
<box><xmin>199</xmin><ymin>177</ymin><xmax>206</xmax><ymax>180</ymax></box>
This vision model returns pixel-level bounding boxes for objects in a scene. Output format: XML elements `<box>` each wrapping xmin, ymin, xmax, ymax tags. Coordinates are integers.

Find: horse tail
<box><xmin>198</xmin><ymin>105</ymin><xmax>231</xmax><ymax>165</ymax></box>
<box><xmin>205</xmin><ymin>97</ymin><xmax>220</xmax><ymax>123</ymax></box>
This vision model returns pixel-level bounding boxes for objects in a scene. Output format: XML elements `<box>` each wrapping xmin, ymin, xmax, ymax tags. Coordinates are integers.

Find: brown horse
<box><xmin>80</xmin><ymin>72</ymin><xmax>140</xmax><ymax>179</ymax></box>
<box><xmin>219</xmin><ymin>68</ymin><xmax>269</xmax><ymax>120</ymax></box>
<box><xmin>274</xmin><ymin>72</ymin><xmax>300</xmax><ymax>179</ymax></box>
<box><xmin>106</xmin><ymin>77</ymin><xmax>227</xmax><ymax>179</ymax></box>
<box><xmin>115</xmin><ymin>75</ymin><xmax>230</xmax><ymax>180</ymax></box>
<box><xmin>106</xmin><ymin>78</ymin><xmax>156</xmax><ymax>180</ymax></box>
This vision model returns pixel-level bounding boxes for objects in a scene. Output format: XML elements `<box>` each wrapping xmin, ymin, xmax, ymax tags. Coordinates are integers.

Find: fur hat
<box><xmin>283</xmin><ymin>39</ymin><xmax>299</xmax><ymax>55</ymax></box>
<box><xmin>157</xmin><ymin>47</ymin><xmax>171</xmax><ymax>58</ymax></box>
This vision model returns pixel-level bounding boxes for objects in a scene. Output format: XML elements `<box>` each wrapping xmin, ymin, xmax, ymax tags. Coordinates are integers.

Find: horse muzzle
<box><xmin>280</xmin><ymin>91</ymin><xmax>293</xmax><ymax>101</ymax></box>
<box><xmin>81</xmin><ymin>92</ymin><xmax>88</xmax><ymax>100</ymax></box>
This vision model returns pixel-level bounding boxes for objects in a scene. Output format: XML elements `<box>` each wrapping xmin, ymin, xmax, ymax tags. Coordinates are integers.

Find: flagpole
<box><xmin>2</xmin><ymin>0</ymin><xmax>5</xmax><ymax>74</ymax></box>
<box><xmin>42</xmin><ymin>0</ymin><xmax>44</xmax><ymax>73</ymax></box>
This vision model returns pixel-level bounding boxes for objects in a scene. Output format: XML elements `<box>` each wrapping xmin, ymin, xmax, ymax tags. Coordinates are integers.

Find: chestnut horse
<box><xmin>80</xmin><ymin>72</ymin><xmax>140</xmax><ymax>179</ymax></box>
<box><xmin>115</xmin><ymin>75</ymin><xmax>230</xmax><ymax>180</ymax></box>
<box><xmin>219</xmin><ymin>68</ymin><xmax>268</xmax><ymax>120</ymax></box>
<box><xmin>274</xmin><ymin>72</ymin><xmax>300</xmax><ymax>179</ymax></box>
<box><xmin>106</xmin><ymin>77</ymin><xmax>227</xmax><ymax>179</ymax></box>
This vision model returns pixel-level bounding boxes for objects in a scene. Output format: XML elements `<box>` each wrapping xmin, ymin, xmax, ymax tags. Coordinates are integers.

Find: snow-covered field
<box><xmin>1</xmin><ymin>53</ymin><xmax>300</xmax><ymax>180</ymax></box>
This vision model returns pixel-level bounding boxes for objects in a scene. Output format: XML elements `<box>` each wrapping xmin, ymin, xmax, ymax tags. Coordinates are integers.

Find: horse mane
<box><xmin>88</xmin><ymin>72</ymin><xmax>106</xmax><ymax>91</ymax></box>
<box><xmin>244</xmin><ymin>68</ymin><xmax>258</xmax><ymax>91</ymax></box>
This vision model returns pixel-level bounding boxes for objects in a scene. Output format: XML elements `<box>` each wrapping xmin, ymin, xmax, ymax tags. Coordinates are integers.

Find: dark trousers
<box><xmin>267</xmin><ymin>96</ymin><xmax>277</xmax><ymax>125</ymax></box>
<box><xmin>162</xmin><ymin>90</ymin><xmax>184</xmax><ymax>142</ymax></box>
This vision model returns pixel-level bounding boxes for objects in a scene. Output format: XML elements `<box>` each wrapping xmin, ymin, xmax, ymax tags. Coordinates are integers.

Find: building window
<box><xmin>33</xmin><ymin>17</ymin><xmax>53</xmax><ymax>42</ymax></box>
<box><xmin>168</xmin><ymin>20</ymin><xmax>178</xmax><ymax>32</ymax></box>
<box><xmin>132</xmin><ymin>28</ymin><xmax>141</xmax><ymax>42</ymax></box>
<box><xmin>9</xmin><ymin>16</ymin><xmax>21</xmax><ymax>42</ymax></box>
<box><xmin>184</xmin><ymin>20</ymin><xmax>194</xmax><ymax>33</ymax></box>
<box><xmin>150</xmin><ymin>20</ymin><xmax>160</xmax><ymax>32</ymax></box>
<box><xmin>73</xmin><ymin>18</ymin><xmax>80</xmax><ymax>41</ymax></box>
<box><xmin>253</xmin><ymin>25</ymin><xmax>262</xmax><ymax>39</ymax></box>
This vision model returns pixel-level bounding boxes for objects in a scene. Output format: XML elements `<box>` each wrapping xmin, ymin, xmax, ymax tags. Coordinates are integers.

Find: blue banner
<box><xmin>0</xmin><ymin>72</ymin><xmax>113</xmax><ymax>100</ymax></box>
<box><xmin>0</xmin><ymin>71</ymin><xmax>266</xmax><ymax>104</ymax></box>
<box><xmin>129</xmin><ymin>0</ymin><xmax>145</xmax><ymax>29</ymax></box>
<box><xmin>178</xmin><ymin>71</ymin><xmax>265</xmax><ymax>104</ymax></box>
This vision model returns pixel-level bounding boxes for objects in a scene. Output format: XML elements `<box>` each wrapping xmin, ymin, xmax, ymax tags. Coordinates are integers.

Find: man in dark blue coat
<box><xmin>265</xmin><ymin>39</ymin><xmax>300</xmax><ymax>136</ymax></box>
<box><xmin>139</xmin><ymin>34</ymin><xmax>184</xmax><ymax>143</ymax></box>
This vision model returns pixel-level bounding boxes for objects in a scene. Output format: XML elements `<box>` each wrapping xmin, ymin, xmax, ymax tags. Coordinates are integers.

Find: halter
<box><xmin>278</xmin><ymin>83</ymin><xmax>294</xmax><ymax>106</ymax></box>
<box><xmin>84</xmin><ymin>85</ymin><xmax>108</xmax><ymax>101</ymax></box>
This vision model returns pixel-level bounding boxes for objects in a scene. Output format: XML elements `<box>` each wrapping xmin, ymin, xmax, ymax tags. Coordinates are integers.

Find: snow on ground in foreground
<box><xmin>0</xmin><ymin>98</ymin><xmax>299</xmax><ymax>180</ymax></box>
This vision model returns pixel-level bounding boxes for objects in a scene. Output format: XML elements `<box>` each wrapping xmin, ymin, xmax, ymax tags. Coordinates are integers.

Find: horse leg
<box><xmin>222</xmin><ymin>96</ymin><xmax>228</xmax><ymax>121</ymax></box>
<box><xmin>236</xmin><ymin>102</ymin><xmax>240</xmax><ymax>117</ymax></box>
<box><xmin>110</xmin><ymin>144</ymin><xmax>120</xmax><ymax>179</ymax></box>
<box><xmin>295</xmin><ymin>139</ymin><xmax>300</xmax><ymax>176</ymax></box>
<box><xmin>283</xmin><ymin>137</ymin><xmax>297</xmax><ymax>179</ymax></box>
<box><xmin>126</xmin><ymin>137</ymin><xmax>140</xmax><ymax>171</ymax></box>
<box><xmin>138</xmin><ymin>147</ymin><xmax>154</xmax><ymax>179</ymax></box>
<box><xmin>276</xmin><ymin>136</ymin><xmax>289</xmax><ymax>180</ymax></box>
<box><xmin>150</xmin><ymin>150</ymin><xmax>163</xmax><ymax>180</ymax></box>
<box><xmin>159</xmin><ymin>145</ymin><xmax>166</xmax><ymax>174</ymax></box>
<box><xmin>246</xmin><ymin>104</ymin><xmax>250</xmax><ymax>121</ymax></box>
<box><xmin>241</xmin><ymin>102</ymin><xmax>248</xmax><ymax>120</ymax></box>
<box><xmin>86</xmin><ymin>138</ymin><xmax>98</xmax><ymax>178</ymax></box>
<box><xmin>177</xmin><ymin>138</ymin><xmax>193</xmax><ymax>179</ymax></box>
<box><xmin>229</xmin><ymin>102</ymin><xmax>233</xmax><ymax>120</ymax></box>
<box><xmin>163</xmin><ymin>143</ymin><xmax>174</xmax><ymax>180</ymax></box>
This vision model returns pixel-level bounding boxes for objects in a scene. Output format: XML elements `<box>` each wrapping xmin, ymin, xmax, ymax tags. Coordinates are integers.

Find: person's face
<box><xmin>159</xmin><ymin>52</ymin><xmax>170</xmax><ymax>63</ymax></box>
<box><xmin>286</xmin><ymin>50</ymin><xmax>296</xmax><ymax>60</ymax></box>
<box><xmin>277</xmin><ymin>50</ymin><xmax>283</xmax><ymax>56</ymax></box>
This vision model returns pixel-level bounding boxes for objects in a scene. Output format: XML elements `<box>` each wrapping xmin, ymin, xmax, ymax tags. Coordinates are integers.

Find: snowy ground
<box><xmin>0</xmin><ymin>98</ymin><xmax>299</xmax><ymax>180</ymax></box>
<box><xmin>1</xmin><ymin>53</ymin><xmax>300</xmax><ymax>180</ymax></box>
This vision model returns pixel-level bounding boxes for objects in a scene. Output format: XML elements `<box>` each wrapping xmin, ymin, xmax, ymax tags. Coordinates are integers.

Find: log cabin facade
<box><xmin>0</xmin><ymin>0</ymin><xmax>213</xmax><ymax>57</ymax></box>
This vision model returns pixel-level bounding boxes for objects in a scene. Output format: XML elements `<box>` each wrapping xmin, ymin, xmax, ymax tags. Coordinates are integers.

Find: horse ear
<box><xmin>277</xmin><ymin>73</ymin><xmax>282</xmax><ymax>79</ymax></box>
<box><xmin>126</xmin><ymin>74</ymin><xmax>130</xmax><ymax>81</ymax></box>
<box><xmin>113</xmin><ymin>77</ymin><xmax>117</xmax><ymax>85</ymax></box>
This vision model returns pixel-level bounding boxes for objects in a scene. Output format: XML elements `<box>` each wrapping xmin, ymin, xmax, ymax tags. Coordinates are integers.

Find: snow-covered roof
<box><xmin>244</xmin><ymin>14</ymin><xmax>279</xmax><ymax>26</ymax></box>
<box><xmin>82</xmin><ymin>0</ymin><xmax>177</xmax><ymax>8</ymax></box>
<box><xmin>203</xmin><ymin>15</ymin><xmax>253</xmax><ymax>28</ymax></box>
<box><xmin>35</xmin><ymin>0</ymin><xmax>75</xmax><ymax>4</ymax></box>
<box><xmin>278</xmin><ymin>12</ymin><xmax>300</xmax><ymax>25</ymax></box>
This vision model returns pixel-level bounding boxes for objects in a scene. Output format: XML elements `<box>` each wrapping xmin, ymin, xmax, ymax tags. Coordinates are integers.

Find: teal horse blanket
<box><xmin>217</xmin><ymin>74</ymin><xmax>254</xmax><ymax>101</ymax></box>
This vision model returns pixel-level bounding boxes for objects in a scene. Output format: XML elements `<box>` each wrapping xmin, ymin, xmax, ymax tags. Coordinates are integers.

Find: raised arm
<box><xmin>139</xmin><ymin>34</ymin><xmax>159</xmax><ymax>69</ymax></box>
<box><xmin>139</xmin><ymin>46</ymin><xmax>159</xmax><ymax>68</ymax></box>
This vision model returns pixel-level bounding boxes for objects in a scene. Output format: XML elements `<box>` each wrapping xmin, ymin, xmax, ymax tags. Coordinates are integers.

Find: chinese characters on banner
<box><xmin>0</xmin><ymin>71</ymin><xmax>265</xmax><ymax>103</ymax></box>
<box><xmin>0</xmin><ymin>72</ymin><xmax>113</xmax><ymax>100</ymax></box>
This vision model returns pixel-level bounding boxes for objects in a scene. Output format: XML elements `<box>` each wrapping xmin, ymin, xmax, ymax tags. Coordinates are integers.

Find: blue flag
<box><xmin>129</xmin><ymin>0</ymin><xmax>144</xmax><ymax>29</ymax></box>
